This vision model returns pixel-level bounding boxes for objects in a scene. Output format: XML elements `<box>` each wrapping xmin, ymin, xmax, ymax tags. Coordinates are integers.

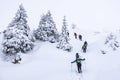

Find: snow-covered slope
<box><xmin>0</xmin><ymin>27</ymin><xmax>120</xmax><ymax>80</ymax></box>
<box><xmin>0</xmin><ymin>0</ymin><xmax>120</xmax><ymax>79</ymax></box>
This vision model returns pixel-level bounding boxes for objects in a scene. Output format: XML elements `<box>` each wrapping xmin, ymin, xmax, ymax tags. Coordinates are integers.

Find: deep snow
<box><xmin>0</xmin><ymin>27</ymin><xmax>120</xmax><ymax>80</ymax></box>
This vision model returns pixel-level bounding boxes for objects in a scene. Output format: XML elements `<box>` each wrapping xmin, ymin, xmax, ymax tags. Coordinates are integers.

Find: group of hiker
<box><xmin>74</xmin><ymin>32</ymin><xmax>88</xmax><ymax>53</ymax></box>
<box><xmin>71</xmin><ymin>32</ymin><xmax>88</xmax><ymax>73</ymax></box>
<box><xmin>74</xmin><ymin>32</ymin><xmax>82</xmax><ymax>41</ymax></box>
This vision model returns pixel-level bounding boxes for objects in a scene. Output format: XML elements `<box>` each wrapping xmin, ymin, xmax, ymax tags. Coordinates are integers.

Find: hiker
<box><xmin>71</xmin><ymin>53</ymin><xmax>85</xmax><ymax>73</ymax></box>
<box><xmin>82</xmin><ymin>41</ymin><xmax>88</xmax><ymax>53</ymax></box>
<box><xmin>78</xmin><ymin>34</ymin><xmax>82</xmax><ymax>41</ymax></box>
<box><xmin>74</xmin><ymin>32</ymin><xmax>77</xmax><ymax>39</ymax></box>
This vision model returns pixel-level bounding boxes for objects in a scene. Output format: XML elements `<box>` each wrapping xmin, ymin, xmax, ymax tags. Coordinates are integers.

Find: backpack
<box><xmin>77</xmin><ymin>58</ymin><xmax>81</xmax><ymax>63</ymax></box>
<box><xmin>82</xmin><ymin>45</ymin><xmax>86</xmax><ymax>49</ymax></box>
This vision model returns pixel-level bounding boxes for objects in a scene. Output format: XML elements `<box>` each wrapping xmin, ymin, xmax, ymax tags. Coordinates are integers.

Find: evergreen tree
<box><xmin>3</xmin><ymin>4</ymin><xmax>34</xmax><ymax>57</ymax></box>
<box><xmin>34</xmin><ymin>11</ymin><xmax>59</xmax><ymax>43</ymax></box>
<box><xmin>8</xmin><ymin>4</ymin><xmax>30</xmax><ymax>36</ymax></box>
<box><xmin>61</xmin><ymin>16</ymin><xmax>69</xmax><ymax>43</ymax></box>
<box><xmin>57</xmin><ymin>16</ymin><xmax>72</xmax><ymax>52</ymax></box>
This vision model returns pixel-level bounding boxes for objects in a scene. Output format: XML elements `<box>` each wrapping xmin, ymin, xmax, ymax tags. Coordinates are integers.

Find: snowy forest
<box><xmin>1</xmin><ymin>4</ymin><xmax>72</xmax><ymax>62</ymax></box>
<box><xmin>0</xmin><ymin>0</ymin><xmax>120</xmax><ymax>80</ymax></box>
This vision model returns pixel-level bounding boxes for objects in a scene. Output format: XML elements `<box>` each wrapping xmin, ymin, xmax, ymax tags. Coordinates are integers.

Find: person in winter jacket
<box><xmin>71</xmin><ymin>54</ymin><xmax>85</xmax><ymax>73</ymax></box>
<box><xmin>82</xmin><ymin>41</ymin><xmax>88</xmax><ymax>53</ymax></box>
<box><xmin>79</xmin><ymin>34</ymin><xmax>82</xmax><ymax>41</ymax></box>
<box><xmin>74</xmin><ymin>32</ymin><xmax>77</xmax><ymax>39</ymax></box>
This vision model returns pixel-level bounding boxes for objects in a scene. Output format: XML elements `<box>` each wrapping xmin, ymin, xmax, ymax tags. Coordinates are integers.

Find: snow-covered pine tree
<box><xmin>3</xmin><ymin>4</ymin><xmax>34</xmax><ymax>57</ymax></box>
<box><xmin>57</xmin><ymin>16</ymin><xmax>72</xmax><ymax>52</ymax></box>
<box><xmin>34</xmin><ymin>11</ymin><xmax>59</xmax><ymax>43</ymax></box>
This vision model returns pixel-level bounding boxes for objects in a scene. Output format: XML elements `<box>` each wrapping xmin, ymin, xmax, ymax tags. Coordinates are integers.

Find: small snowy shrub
<box><xmin>105</xmin><ymin>33</ymin><xmax>119</xmax><ymax>51</ymax></box>
<box><xmin>63</xmin><ymin>43</ymin><xmax>72</xmax><ymax>52</ymax></box>
<box><xmin>49</xmin><ymin>36</ymin><xmax>56</xmax><ymax>43</ymax></box>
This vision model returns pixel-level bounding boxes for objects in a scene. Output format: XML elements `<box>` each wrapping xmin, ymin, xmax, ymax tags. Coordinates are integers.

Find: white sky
<box><xmin>0</xmin><ymin>0</ymin><xmax>120</xmax><ymax>31</ymax></box>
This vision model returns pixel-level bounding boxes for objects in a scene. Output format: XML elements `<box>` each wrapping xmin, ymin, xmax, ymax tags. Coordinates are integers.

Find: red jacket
<box><xmin>74</xmin><ymin>32</ymin><xmax>77</xmax><ymax>36</ymax></box>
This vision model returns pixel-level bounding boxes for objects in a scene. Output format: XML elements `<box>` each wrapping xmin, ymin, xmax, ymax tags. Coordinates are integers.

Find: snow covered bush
<box><xmin>57</xmin><ymin>16</ymin><xmax>72</xmax><ymax>52</ymax></box>
<box><xmin>105</xmin><ymin>33</ymin><xmax>119</xmax><ymax>51</ymax></box>
<box><xmin>62</xmin><ymin>43</ymin><xmax>72</xmax><ymax>52</ymax></box>
<box><xmin>100</xmin><ymin>50</ymin><xmax>107</xmax><ymax>54</ymax></box>
<box><xmin>34</xmin><ymin>11</ymin><xmax>59</xmax><ymax>43</ymax></box>
<box><xmin>3</xmin><ymin>4</ymin><xmax>34</xmax><ymax>56</ymax></box>
<box><xmin>49</xmin><ymin>36</ymin><xmax>56</xmax><ymax>43</ymax></box>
